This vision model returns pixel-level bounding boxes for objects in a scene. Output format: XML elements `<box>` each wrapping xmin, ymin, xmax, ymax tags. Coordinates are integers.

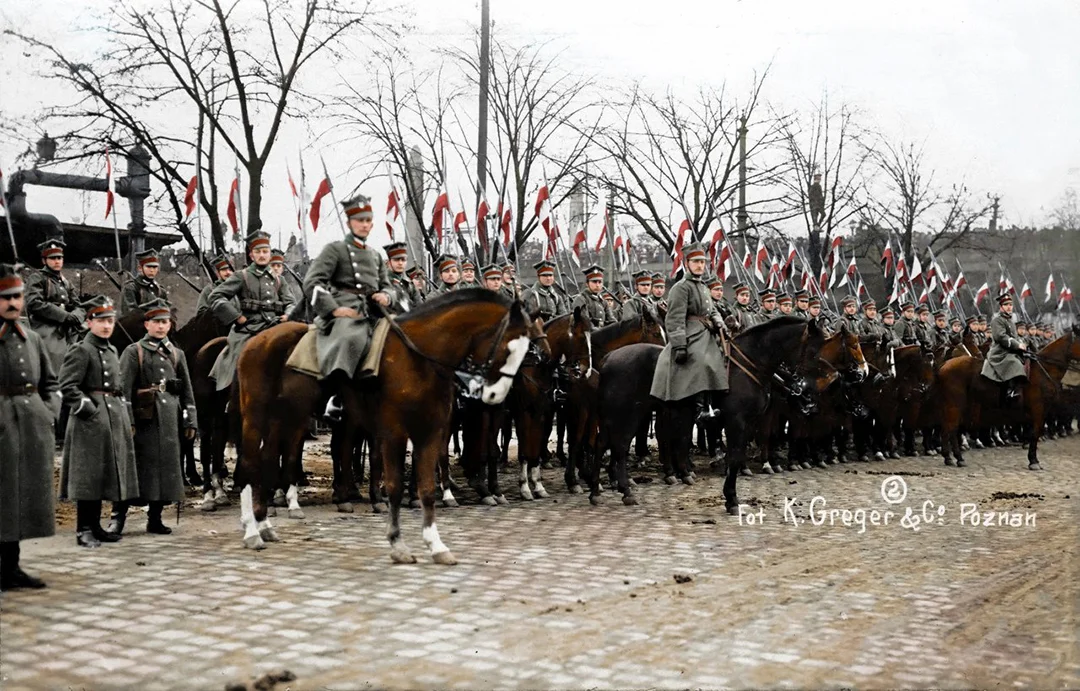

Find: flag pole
<box><xmin>319</xmin><ymin>155</ymin><xmax>350</xmax><ymax>238</ymax></box>
<box><xmin>234</xmin><ymin>160</ymin><xmax>244</xmax><ymax>241</ymax></box>
<box><xmin>1</xmin><ymin>162</ymin><xmax>19</xmax><ymax>263</ymax></box>
<box><xmin>106</xmin><ymin>149</ymin><xmax>123</xmax><ymax>272</ymax></box>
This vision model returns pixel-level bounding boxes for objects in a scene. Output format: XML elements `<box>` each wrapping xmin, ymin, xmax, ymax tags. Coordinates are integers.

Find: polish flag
<box><xmin>1020</xmin><ymin>282</ymin><xmax>1032</xmax><ymax>300</ymax></box>
<box><xmin>753</xmin><ymin>237</ymin><xmax>768</xmax><ymax>282</ymax></box>
<box><xmin>227</xmin><ymin>176</ymin><xmax>242</xmax><ymax>234</ymax></box>
<box><xmin>534</xmin><ymin>183</ymin><xmax>551</xmax><ymax>235</ymax></box>
<box><xmin>974</xmin><ymin>282</ymin><xmax>990</xmax><ymax>306</ymax></box>
<box><xmin>782</xmin><ymin>241</ymin><xmax>797</xmax><ymax>279</ymax></box>
<box><xmin>881</xmin><ymin>238</ymin><xmax>894</xmax><ymax>277</ymax></box>
<box><xmin>1045</xmin><ymin>273</ymin><xmax>1056</xmax><ymax>303</ymax></box>
<box><xmin>476</xmin><ymin>199</ymin><xmax>490</xmax><ymax>255</ymax></box>
<box><xmin>500</xmin><ymin>204</ymin><xmax>513</xmax><ymax>247</ymax></box>
<box><xmin>594</xmin><ymin>216</ymin><xmax>608</xmax><ymax>252</ymax></box>
<box><xmin>716</xmin><ymin>240</ymin><xmax>733</xmax><ymax>281</ymax></box>
<box><xmin>1058</xmin><ymin>285</ymin><xmax>1073</xmax><ymax>310</ymax></box>
<box><xmin>670</xmin><ymin>219</ymin><xmax>690</xmax><ymax>277</ymax></box>
<box><xmin>708</xmin><ymin>227</ymin><xmax>724</xmax><ymax>268</ymax></box>
<box><xmin>431</xmin><ymin>191</ymin><xmax>451</xmax><ymax>245</ymax></box>
<box><xmin>183</xmin><ymin>175</ymin><xmax>198</xmax><ymax>219</ymax></box>
<box><xmin>571</xmin><ymin>226</ymin><xmax>587</xmax><ymax>264</ymax></box>
<box><xmin>307</xmin><ymin>177</ymin><xmax>330</xmax><ymax>232</ymax></box>
<box><xmin>909</xmin><ymin>254</ymin><xmax>923</xmax><ymax>285</ymax></box>
<box><xmin>386</xmin><ymin>187</ymin><xmax>402</xmax><ymax>241</ymax></box>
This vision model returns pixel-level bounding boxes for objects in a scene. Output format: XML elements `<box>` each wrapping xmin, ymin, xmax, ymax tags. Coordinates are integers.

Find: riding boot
<box><xmin>146</xmin><ymin>502</ymin><xmax>173</xmax><ymax>535</ymax></box>
<box><xmin>0</xmin><ymin>541</ymin><xmax>46</xmax><ymax>591</ymax></box>
<box><xmin>88</xmin><ymin>501</ymin><xmax>121</xmax><ymax>543</ymax></box>
<box><xmin>107</xmin><ymin>502</ymin><xmax>128</xmax><ymax>536</ymax></box>
<box><xmin>76</xmin><ymin>502</ymin><xmax>101</xmax><ymax>548</ymax></box>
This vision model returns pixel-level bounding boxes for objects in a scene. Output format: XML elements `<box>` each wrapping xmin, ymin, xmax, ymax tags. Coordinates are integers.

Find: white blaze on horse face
<box><xmin>481</xmin><ymin>335</ymin><xmax>530</xmax><ymax>405</ymax></box>
<box><xmin>422</xmin><ymin>523</ymin><xmax>450</xmax><ymax>556</ymax></box>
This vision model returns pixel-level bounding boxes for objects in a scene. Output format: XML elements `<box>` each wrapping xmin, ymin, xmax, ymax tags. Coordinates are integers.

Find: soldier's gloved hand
<box><xmin>674</xmin><ymin>346</ymin><xmax>689</xmax><ymax>364</ymax></box>
<box><xmin>64</xmin><ymin>312</ymin><xmax>83</xmax><ymax>327</ymax></box>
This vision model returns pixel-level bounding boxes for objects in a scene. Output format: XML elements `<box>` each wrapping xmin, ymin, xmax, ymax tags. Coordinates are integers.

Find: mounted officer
<box><xmin>58</xmin><ymin>295</ymin><xmax>138</xmax><ymax>548</ymax></box>
<box><xmin>0</xmin><ymin>264</ymin><xmax>61</xmax><ymax>590</ymax></box>
<box><xmin>481</xmin><ymin>264</ymin><xmax>504</xmax><ymax>292</ymax></box>
<box><xmin>208</xmin><ymin>231</ymin><xmax>295</xmax><ymax>392</ymax></box>
<box><xmin>301</xmin><ymin>193</ymin><xmax>392</xmax><ymax>388</ymax></box>
<box><xmin>459</xmin><ymin>259</ymin><xmax>481</xmax><ymax>289</ymax></box>
<box><xmin>383</xmin><ymin>242</ymin><xmax>420</xmax><ymax>314</ymax></box>
<box><xmin>119</xmin><ymin>249</ymin><xmax>169</xmax><ymax>318</ymax></box>
<box><xmin>981</xmin><ymin>293</ymin><xmax>1028</xmax><ymax>401</ymax></box>
<box><xmin>730</xmin><ymin>282</ymin><xmax>755</xmax><ymax>331</ymax></box>
<box><xmin>433</xmin><ymin>255</ymin><xmax>461</xmax><ymax>294</ymax></box>
<box><xmin>755</xmin><ymin>288</ymin><xmax>778</xmax><ymax>324</ymax></box>
<box><xmin>195</xmin><ymin>254</ymin><xmax>235</xmax><ymax>316</ymax></box>
<box><xmin>522</xmin><ymin>260</ymin><xmax>569</xmax><ymax>321</ymax></box>
<box><xmin>110</xmin><ymin>298</ymin><xmax>197</xmax><ymax>536</ymax></box>
<box><xmin>650</xmin><ymin>242</ymin><xmax>727</xmax><ymax>400</ymax></box>
<box><xmin>572</xmin><ymin>264</ymin><xmax>617</xmax><ymax>328</ymax></box>
<box><xmin>24</xmin><ymin>239</ymin><xmax>85</xmax><ymax>372</ymax></box>
<box><xmin>619</xmin><ymin>270</ymin><xmax>656</xmax><ymax>321</ymax></box>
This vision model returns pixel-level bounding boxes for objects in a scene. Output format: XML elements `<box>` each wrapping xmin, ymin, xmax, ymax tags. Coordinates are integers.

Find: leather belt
<box><xmin>91</xmin><ymin>389</ymin><xmax>123</xmax><ymax>397</ymax></box>
<box><xmin>0</xmin><ymin>384</ymin><xmax>37</xmax><ymax>396</ymax></box>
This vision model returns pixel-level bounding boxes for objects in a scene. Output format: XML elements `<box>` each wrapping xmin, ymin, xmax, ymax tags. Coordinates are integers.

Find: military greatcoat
<box><xmin>208</xmin><ymin>264</ymin><xmax>294</xmax><ymax>391</ymax></box>
<box><xmin>302</xmin><ymin>235</ymin><xmax>390</xmax><ymax>378</ymax></box>
<box><xmin>571</xmin><ymin>290</ymin><xmax>615</xmax><ymax>328</ymax></box>
<box><xmin>619</xmin><ymin>293</ymin><xmax>657</xmax><ymax>322</ymax></box>
<box><xmin>119</xmin><ymin>336</ymin><xmax>197</xmax><ymax>503</ymax></box>
<box><xmin>0</xmin><ymin>320</ymin><xmax>61</xmax><ymax>542</ymax></box>
<box><xmin>58</xmin><ymin>334</ymin><xmax>139</xmax><ymax>502</ymax></box>
<box><xmin>522</xmin><ymin>283</ymin><xmax>569</xmax><ymax>321</ymax></box>
<box><xmin>650</xmin><ymin>274</ymin><xmax>728</xmax><ymax>401</ymax></box>
<box><xmin>24</xmin><ymin>267</ymin><xmax>84</xmax><ymax>370</ymax></box>
<box><xmin>386</xmin><ymin>270</ymin><xmax>421</xmax><ymax>314</ymax></box>
<box><xmin>981</xmin><ymin>312</ymin><xmax>1027</xmax><ymax>382</ymax></box>
<box><xmin>119</xmin><ymin>275</ymin><xmax>168</xmax><ymax>318</ymax></box>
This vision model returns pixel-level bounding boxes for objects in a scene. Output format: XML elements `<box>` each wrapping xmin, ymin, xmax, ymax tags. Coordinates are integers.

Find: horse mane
<box><xmin>1038</xmin><ymin>332</ymin><xmax>1071</xmax><ymax>356</ymax></box>
<box><xmin>398</xmin><ymin>288</ymin><xmax>513</xmax><ymax>324</ymax></box>
<box><xmin>734</xmin><ymin>315</ymin><xmax>807</xmax><ymax>340</ymax></box>
<box><xmin>591</xmin><ymin>314</ymin><xmax>645</xmax><ymax>351</ymax></box>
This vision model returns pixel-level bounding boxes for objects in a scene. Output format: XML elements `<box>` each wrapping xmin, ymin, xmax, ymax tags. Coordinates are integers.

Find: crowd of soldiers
<box><xmin>0</xmin><ymin>190</ymin><xmax>1064</xmax><ymax>591</ymax></box>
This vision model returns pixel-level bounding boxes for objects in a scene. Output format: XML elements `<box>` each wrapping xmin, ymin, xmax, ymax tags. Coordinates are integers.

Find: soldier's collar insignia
<box><xmin>353</xmin><ymin>239</ymin><xmax>367</xmax><ymax>249</ymax></box>
<box><xmin>0</xmin><ymin>320</ymin><xmax>28</xmax><ymax>340</ymax></box>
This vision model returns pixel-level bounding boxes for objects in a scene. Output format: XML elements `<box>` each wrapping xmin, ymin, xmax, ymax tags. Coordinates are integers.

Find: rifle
<box><xmin>93</xmin><ymin>259</ymin><xmax>124</xmax><ymax>291</ymax></box>
<box><xmin>175</xmin><ymin>271</ymin><xmax>203</xmax><ymax>294</ymax></box>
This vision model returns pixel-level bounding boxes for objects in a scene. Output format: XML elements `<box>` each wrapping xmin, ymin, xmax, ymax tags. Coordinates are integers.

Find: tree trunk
<box><xmin>246</xmin><ymin>161</ymin><xmax>264</xmax><ymax>235</ymax></box>
<box><xmin>808</xmin><ymin>227</ymin><xmax>823</xmax><ymax>276</ymax></box>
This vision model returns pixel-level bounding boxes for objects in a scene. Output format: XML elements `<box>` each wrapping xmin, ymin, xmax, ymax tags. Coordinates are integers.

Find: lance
<box><xmin>319</xmin><ymin>155</ymin><xmax>350</xmax><ymax>239</ymax></box>
<box><xmin>1</xmin><ymin>160</ymin><xmax>19</xmax><ymax>263</ymax></box>
<box><xmin>105</xmin><ymin>148</ymin><xmax>123</xmax><ymax>272</ymax></box>
<box><xmin>174</xmin><ymin>271</ymin><xmax>203</xmax><ymax>293</ymax></box>
<box><xmin>93</xmin><ymin>258</ymin><xmax>124</xmax><ymax>291</ymax></box>
<box><xmin>553</xmin><ymin>214</ymin><xmax>580</xmax><ymax>293</ymax></box>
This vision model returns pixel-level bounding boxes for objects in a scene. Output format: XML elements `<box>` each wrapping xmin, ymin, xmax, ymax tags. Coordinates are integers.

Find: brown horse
<box><xmin>234</xmin><ymin>289</ymin><xmax>536</xmax><ymax>564</ymax></box>
<box><xmin>563</xmin><ymin>311</ymin><xmax>667</xmax><ymax>492</ymax></box>
<box><xmin>938</xmin><ymin>325</ymin><xmax>1080</xmax><ymax>469</ymax></box>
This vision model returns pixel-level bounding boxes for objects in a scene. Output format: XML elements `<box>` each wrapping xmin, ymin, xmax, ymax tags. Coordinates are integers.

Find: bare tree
<box><xmin>773</xmin><ymin>94</ymin><xmax>872</xmax><ymax>273</ymax></box>
<box><xmin>929</xmin><ymin>182</ymin><xmax>995</xmax><ymax>253</ymax></box>
<box><xmin>865</xmin><ymin>138</ymin><xmax>941</xmax><ymax>258</ymax></box>
<box><xmin>1049</xmin><ymin>187</ymin><xmax>1080</xmax><ymax>232</ymax></box>
<box><xmin>587</xmin><ymin>70</ymin><xmax>787</xmax><ymax>254</ymax></box>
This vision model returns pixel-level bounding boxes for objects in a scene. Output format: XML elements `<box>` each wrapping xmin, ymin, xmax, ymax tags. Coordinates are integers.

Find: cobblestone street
<box><xmin>2</xmin><ymin>435</ymin><xmax>1078</xmax><ymax>690</ymax></box>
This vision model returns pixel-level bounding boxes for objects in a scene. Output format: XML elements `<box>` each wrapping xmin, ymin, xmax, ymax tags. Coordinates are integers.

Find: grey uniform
<box><xmin>650</xmin><ymin>274</ymin><xmax>728</xmax><ymax>401</ymax></box>
<box><xmin>302</xmin><ymin>236</ymin><xmax>391</xmax><ymax>378</ymax></box>
<box><xmin>571</xmin><ymin>291</ymin><xmax>616</xmax><ymax>328</ymax></box>
<box><xmin>24</xmin><ymin>268</ymin><xmax>84</xmax><ymax>371</ymax></box>
<box><xmin>981</xmin><ymin>312</ymin><xmax>1027</xmax><ymax>383</ymax></box>
<box><xmin>119</xmin><ymin>276</ymin><xmax>168</xmax><ymax>318</ymax></box>
<box><xmin>208</xmin><ymin>264</ymin><xmax>294</xmax><ymax>390</ymax></box>
<box><xmin>619</xmin><ymin>293</ymin><xmax>657</xmax><ymax>322</ymax></box>
<box><xmin>522</xmin><ymin>283</ymin><xmax>570</xmax><ymax>321</ymax></box>
<box><xmin>0</xmin><ymin>320</ymin><xmax>61</xmax><ymax>542</ymax></box>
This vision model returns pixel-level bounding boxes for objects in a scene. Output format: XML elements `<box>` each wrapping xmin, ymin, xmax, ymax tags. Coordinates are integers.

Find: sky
<box><xmin>2</xmin><ymin>0</ymin><xmax>1079</xmax><ymax>256</ymax></box>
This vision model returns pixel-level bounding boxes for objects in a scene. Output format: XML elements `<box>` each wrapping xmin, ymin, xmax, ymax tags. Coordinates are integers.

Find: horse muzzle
<box><xmin>480</xmin><ymin>335</ymin><xmax>530</xmax><ymax>405</ymax></box>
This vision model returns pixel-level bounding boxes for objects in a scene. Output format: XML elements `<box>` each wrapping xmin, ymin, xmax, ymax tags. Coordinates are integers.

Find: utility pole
<box><xmin>737</xmin><ymin>114</ymin><xmax>748</xmax><ymax>236</ymax></box>
<box><xmin>987</xmin><ymin>193</ymin><xmax>1001</xmax><ymax>233</ymax></box>
<box><xmin>476</xmin><ymin>0</ymin><xmax>491</xmax><ymax>209</ymax></box>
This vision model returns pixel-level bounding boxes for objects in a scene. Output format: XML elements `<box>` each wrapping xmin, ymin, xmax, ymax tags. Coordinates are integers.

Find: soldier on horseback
<box><xmin>894</xmin><ymin>302</ymin><xmax>924</xmax><ymax>346</ymax></box>
<box><xmin>650</xmin><ymin>271</ymin><xmax>668</xmax><ymax>311</ymax></box>
<box><xmin>301</xmin><ymin>194</ymin><xmax>392</xmax><ymax>412</ymax></box>
<box><xmin>500</xmin><ymin>262</ymin><xmax>520</xmax><ymax>301</ymax></box>
<box><xmin>776</xmin><ymin>293</ymin><xmax>794</xmax><ymax>316</ymax></box>
<box><xmin>383</xmin><ymin>242</ymin><xmax>420</xmax><ymax>313</ymax></box>
<box><xmin>407</xmin><ymin>266</ymin><xmax>428</xmax><ymax>302</ymax></box>
<box><xmin>434</xmin><ymin>255</ymin><xmax>461</xmax><ymax>294</ymax></box>
<box><xmin>730</xmin><ymin>282</ymin><xmax>755</xmax><ymax>331</ymax></box>
<box><xmin>196</xmin><ymin>254</ymin><xmax>235</xmax><ymax>316</ymax></box>
<box><xmin>981</xmin><ymin>293</ymin><xmax>1028</xmax><ymax>401</ymax></box>
<box><xmin>119</xmin><ymin>250</ymin><xmax>169</xmax><ymax>318</ymax></box>
<box><xmin>755</xmin><ymin>288</ymin><xmax>778</xmax><ymax>323</ymax></box>
<box><xmin>208</xmin><ymin>231</ymin><xmax>295</xmax><ymax>392</ymax></box>
<box><xmin>572</xmin><ymin>265</ymin><xmax>617</xmax><ymax>328</ymax></box>
<box><xmin>619</xmin><ymin>271</ymin><xmax>656</xmax><ymax>321</ymax></box>
<box><xmin>459</xmin><ymin>259</ymin><xmax>480</xmax><ymax>289</ymax></box>
<box><xmin>24</xmin><ymin>239</ymin><xmax>84</xmax><ymax>373</ymax></box>
<box><xmin>522</xmin><ymin>260</ymin><xmax>568</xmax><ymax>321</ymax></box>
<box><xmin>793</xmin><ymin>290</ymin><xmax>810</xmax><ymax>320</ymax></box>
<box><xmin>481</xmin><ymin>264</ymin><xmax>504</xmax><ymax>292</ymax></box>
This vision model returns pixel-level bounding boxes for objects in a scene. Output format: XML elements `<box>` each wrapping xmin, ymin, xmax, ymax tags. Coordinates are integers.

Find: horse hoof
<box><xmin>858</xmin><ymin>455</ymin><xmax>870</xmax><ymax>463</ymax></box>
<box><xmin>973</xmin><ymin>440</ymin><xmax>985</xmax><ymax>449</ymax></box>
<box><xmin>814</xmin><ymin>461</ymin><xmax>828</xmax><ymax>469</ymax></box>
<box><xmin>1029</xmin><ymin>462</ymin><xmax>1042</xmax><ymax>471</ymax></box>
<box><xmin>409</xmin><ymin>499</ymin><xmax>422</xmax><ymax>509</ymax></box>
<box><xmin>887</xmin><ymin>451</ymin><xmax>900</xmax><ymax>460</ymax></box>
<box><xmin>495</xmin><ymin>495</ymin><xmax>509</xmax><ymax>505</ymax></box>
<box><xmin>288</xmin><ymin>508</ymin><xmax>305</xmax><ymax>520</ymax></box>
<box><xmin>243</xmin><ymin>534</ymin><xmax>265</xmax><ymax>550</ymax></box>
<box><xmin>337</xmin><ymin>502</ymin><xmax>354</xmax><ymax>513</ymax></box>
<box><xmin>372</xmin><ymin>502</ymin><xmax>388</xmax><ymax>514</ymax></box>
<box><xmin>199</xmin><ymin>501</ymin><xmax>217</xmax><ymax>513</ymax></box>
<box><xmin>956</xmin><ymin>458</ymin><xmax>967</xmax><ymax>468</ymax></box>
<box><xmin>519</xmin><ymin>486</ymin><xmax>534</xmax><ymax>501</ymax></box>
<box><xmin>681</xmin><ymin>475</ymin><xmax>695</xmax><ymax>486</ymax></box>
<box><xmin>589</xmin><ymin>494</ymin><xmax>603</xmax><ymax>506</ymax></box>
<box><xmin>800</xmin><ymin>461</ymin><xmax>813</xmax><ymax>470</ymax></box>
<box><xmin>259</xmin><ymin>526</ymin><xmax>280</xmax><ymax>542</ymax></box>
<box><xmin>739</xmin><ymin>468</ymin><xmax>754</xmax><ymax>477</ymax></box>
<box><xmin>272</xmin><ymin>490</ymin><xmax>287</xmax><ymax>507</ymax></box>
<box><xmin>443</xmin><ymin>497</ymin><xmax>459</xmax><ymax>508</ymax></box>
<box><xmin>628</xmin><ymin>478</ymin><xmax>638</xmax><ymax>488</ymax></box>
<box><xmin>568</xmin><ymin>485</ymin><xmax>583</xmax><ymax>495</ymax></box>
<box><xmin>432</xmin><ymin>550</ymin><xmax>457</xmax><ymax>566</ymax></box>
<box><xmin>214</xmin><ymin>492</ymin><xmax>230</xmax><ymax>507</ymax></box>
<box><xmin>622</xmin><ymin>495</ymin><xmax>639</xmax><ymax>506</ymax></box>
<box><xmin>761</xmin><ymin>464</ymin><xmax>775</xmax><ymax>475</ymax></box>
<box><xmin>391</xmin><ymin>549</ymin><xmax>417</xmax><ymax>564</ymax></box>
<box><xmin>267</xmin><ymin>506</ymin><xmax>277</xmax><ymax>517</ymax></box>
<box><xmin>481</xmin><ymin>495</ymin><xmax>498</xmax><ymax>506</ymax></box>
<box><xmin>725</xmin><ymin>503</ymin><xmax>739</xmax><ymax>515</ymax></box>
<box><xmin>535</xmin><ymin>488</ymin><xmax>550</xmax><ymax>499</ymax></box>
<box><xmin>663</xmin><ymin>475</ymin><xmax>677</xmax><ymax>485</ymax></box>
<box><xmin>944</xmin><ymin>457</ymin><xmax>956</xmax><ymax>467</ymax></box>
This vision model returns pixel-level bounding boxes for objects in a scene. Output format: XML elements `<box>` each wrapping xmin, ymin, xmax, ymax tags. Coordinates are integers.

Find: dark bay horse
<box><xmin>857</xmin><ymin>345</ymin><xmax>936</xmax><ymax>460</ymax></box>
<box><xmin>234</xmin><ymin>290</ymin><xmax>536</xmax><ymax>564</ymax></box>
<box><xmin>563</xmin><ymin>311</ymin><xmax>667</xmax><ymax>493</ymax></box>
<box><xmin>938</xmin><ymin>326</ymin><xmax>1080</xmax><ymax>469</ymax></box>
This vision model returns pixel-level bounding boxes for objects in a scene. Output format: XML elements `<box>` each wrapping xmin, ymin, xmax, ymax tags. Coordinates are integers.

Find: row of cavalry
<box><xmin>111</xmin><ymin>288</ymin><xmax>1080</xmax><ymax>565</ymax></box>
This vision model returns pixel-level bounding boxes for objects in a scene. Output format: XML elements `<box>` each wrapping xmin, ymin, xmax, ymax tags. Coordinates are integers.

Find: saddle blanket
<box><xmin>285</xmin><ymin>318</ymin><xmax>391</xmax><ymax>379</ymax></box>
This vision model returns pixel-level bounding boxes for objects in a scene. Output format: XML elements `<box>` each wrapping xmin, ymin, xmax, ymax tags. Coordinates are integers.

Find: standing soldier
<box><xmin>0</xmin><ymin>265</ymin><xmax>61</xmax><ymax>590</ymax></box>
<box><xmin>24</xmin><ymin>239</ymin><xmax>84</xmax><ymax>372</ymax></box>
<box><xmin>433</xmin><ymin>255</ymin><xmax>461</xmax><ymax>294</ymax></box>
<box><xmin>981</xmin><ymin>293</ymin><xmax>1028</xmax><ymax>402</ymax></box>
<box><xmin>208</xmin><ymin>231</ymin><xmax>295</xmax><ymax>392</ymax></box>
<box><xmin>58</xmin><ymin>295</ymin><xmax>139</xmax><ymax>548</ymax></box>
<box><xmin>459</xmin><ymin>259</ymin><xmax>481</xmax><ymax>289</ymax></box>
<box><xmin>195</xmin><ymin>254</ymin><xmax>235</xmax><ymax>316</ymax></box>
<box><xmin>109</xmin><ymin>298</ymin><xmax>197</xmax><ymax>536</ymax></box>
<box><xmin>383</xmin><ymin>242</ymin><xmax>420</xmax><ymax>313</ymax></box>
<box><xmin>301</xmin><ymin>193</ymin><xmax>392</xmax><ymax>416</ymax></box>
<box><xmin>522</xmin><ymin>260</ymin><xmax>569</xmax><ymax>321</ymax></box>
<box><xmin>620</xmin><ymin>270</ymin><xmax>657</xmax><ymax>320</ymax></box>
<box><xmin>808</xmin><ymin>173</ymin><xmax>825</xmax><ymax>228</ymax></box>
<box><xmin>573</xmin><ymin>265</ymin><xmax>617</xmax><ymax>328</ymax></box>
<box><xmin>119</xmin><ymin>249</ymin><xmax>169</xmax><ymax>318</ymax></box>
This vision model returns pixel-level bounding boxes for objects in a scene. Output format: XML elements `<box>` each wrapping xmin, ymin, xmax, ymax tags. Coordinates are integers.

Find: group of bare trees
<box><xmin>4</xmin><ymin>1</ymin><xmax>1021</xmax><ymax>273</ymax></box>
